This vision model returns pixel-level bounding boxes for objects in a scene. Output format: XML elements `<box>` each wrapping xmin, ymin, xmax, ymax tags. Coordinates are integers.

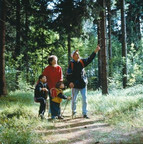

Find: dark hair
<box><xmin>39</xmin><ymin>75</ymin><xmax>45</xmax><ymax>80</ymax></box>
<box><xmin>48</xmin><ymin>55</ymin><xmax>57</xmax><ymax>65</ymax></box>
<box><xmin>55</xmin><ymin>81</ymin><xmax>63</xmax><ymax>89</ymax></box>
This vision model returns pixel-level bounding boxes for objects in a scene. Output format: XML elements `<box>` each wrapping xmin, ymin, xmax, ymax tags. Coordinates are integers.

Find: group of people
<box><xmin>34</xmin><ymin>45</ymin><xmax>100</xmax><ymax>120</ymax></box>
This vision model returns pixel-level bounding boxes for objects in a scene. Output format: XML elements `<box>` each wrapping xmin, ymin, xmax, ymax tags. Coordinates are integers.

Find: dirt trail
<box><xmin>36</xmin><ymin>113</ymin><xmax>143</xmax><ymax>144</ymax></box>
<box><xmin>36</xmin><ymin>114</ymin><xmax>114</xmax><ymax>144</ymax></box>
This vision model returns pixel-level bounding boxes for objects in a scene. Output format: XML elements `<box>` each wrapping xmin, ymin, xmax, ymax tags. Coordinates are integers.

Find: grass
<box><xmin>0</xmin><ymin>90</ymin><xmax>52</xmax><ymax>144</ymax></box>
<box><xmin>0</xmin><ymin>85</ymin><xmax>143</xmax><ymax>143</ymax></box>
<box><xmin>87</xmin><ymin>85</ymin><xmax>143</xmax><ymax>129</ymax></box>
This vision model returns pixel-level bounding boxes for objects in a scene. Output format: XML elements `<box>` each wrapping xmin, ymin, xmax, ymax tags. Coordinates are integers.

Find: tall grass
<box><xmin>0</xmin><ymin>90</ymin><xmax>50</xmax><ymax>144</ymax></box>
<box><xmin>0</xmin><ymin>85</ymin><xmax>143</xmax><ymax>143</ymax></box>
<box><xmin>88</xmin><ymin>84</ymin><xmax>143</xmax><ymax>129</ymax></box>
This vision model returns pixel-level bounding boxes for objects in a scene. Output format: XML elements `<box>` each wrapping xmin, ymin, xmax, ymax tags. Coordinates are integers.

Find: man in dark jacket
<box><xmin>34</xmin><ymin>75</ymin><xmax>48</xmax><ymax>119</ymax></box>
<box><xmin>66</xmin><ymin>45</ymin><xmax>100</xmax><ymax>118</ymax></box>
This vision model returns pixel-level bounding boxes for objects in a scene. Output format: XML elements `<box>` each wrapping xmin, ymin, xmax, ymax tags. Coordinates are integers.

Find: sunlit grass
<box><xmin>0</xmin><ymin>85</ymin><xmax>143</xmax><ymax>143</ymax></box>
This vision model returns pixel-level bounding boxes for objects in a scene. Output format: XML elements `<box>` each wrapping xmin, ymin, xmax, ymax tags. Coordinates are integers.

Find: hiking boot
<box><xmin>51</xmin><ymin>116</ymin><xmax>56</xmax><ymax>119</ymax></box>
<box><xmin>58</xmin><ymin>116</ymin><xmax>64</xmax><ymax>119</ymax></box>
<box><xmin>83</xmin><ymin>115</ymin><xmax>89</xmax><ymax>119</ymax></box>
<box><xmin>39</xmin><ymin>114</ymin><xmax>44</xmax><ymax>119</ymax></box>
<box><xmin>72</xmin><ymin>112</ymin><xmax>76</xmax><ymax>118</ymax></box>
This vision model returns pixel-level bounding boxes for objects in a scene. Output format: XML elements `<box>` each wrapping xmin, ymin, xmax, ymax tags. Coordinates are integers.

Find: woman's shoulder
<box><xmin>45</xmin><ymin>65</ymin><xmax>54</xmax><ymax>70</ymax></box>
<box><xmin>56</xmin><ymin>65</ymin><xmax>62</xmax><ymax>69</ymax></box>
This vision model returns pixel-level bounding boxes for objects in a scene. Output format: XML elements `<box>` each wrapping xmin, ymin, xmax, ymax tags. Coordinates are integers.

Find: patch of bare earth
<box><xmin>36</xmin><ymin>111</ymin><xmax>143</xmax><ymax>144</ymax></box>
<box><xmin>36</xmin><ymin>113</ymin><xmax>114</xmax><ymax>144</ymax></box>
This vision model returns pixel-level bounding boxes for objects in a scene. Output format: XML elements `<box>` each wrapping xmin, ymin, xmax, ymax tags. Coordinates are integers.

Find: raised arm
<box><xmin>82</xmin><ymin>45</ymin><xmax>100</xmax><ymax>67</ymax></box>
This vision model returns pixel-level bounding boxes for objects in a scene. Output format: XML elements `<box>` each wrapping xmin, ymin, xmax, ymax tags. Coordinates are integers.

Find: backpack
<box><xmin>50</xmin><ymin>88</ymin><xmax>57</xmax><ymax>98</ymax></box>
<box><xmin>70</xmin><ymin>59</ymin><xmax>84</xmax><ymax>70</ymax></box>
<box><xmin>50</xmin><ymin>88</ymin><xmax>62</xmax><ymax>103</ymax></box>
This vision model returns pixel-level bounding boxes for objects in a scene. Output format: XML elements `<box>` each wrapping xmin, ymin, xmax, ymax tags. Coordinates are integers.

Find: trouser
<box><xmin>71</xmin><ymin>87</ymin><xmax>87</xmax><ymax>115</ymax></box>
<box><xmin>35</xmin><ymin>97</ymin><xmax>46</xmax><ymax>115</ymax></box>
<box><xmin>50</xmin><ymin>100</ymin><xmax>60</xmax><ymax>118</ymax></box>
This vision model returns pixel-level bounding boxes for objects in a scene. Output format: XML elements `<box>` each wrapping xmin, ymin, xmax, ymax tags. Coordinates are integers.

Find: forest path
<box><xmin>36</xmin><ymin>113</ymin><xmax>141</xmax><ymax>144</ymax></box>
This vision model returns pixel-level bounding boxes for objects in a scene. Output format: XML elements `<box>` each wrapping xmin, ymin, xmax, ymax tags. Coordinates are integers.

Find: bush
<box><xmin>0</xmin><ymin>117</ymin><xmax>37</xmax><ymax>144</ymax></box>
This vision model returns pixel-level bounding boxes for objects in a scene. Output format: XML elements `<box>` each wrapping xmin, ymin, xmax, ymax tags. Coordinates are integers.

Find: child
<box><xmin>34</xmin><ymin>75</ymin><xmax>48</xmax><ymax>119</ymax></box>
<box><xmin>50</xmin><ymin>81</ymin><xmax>71</xmax><ymax>119</ymax></box>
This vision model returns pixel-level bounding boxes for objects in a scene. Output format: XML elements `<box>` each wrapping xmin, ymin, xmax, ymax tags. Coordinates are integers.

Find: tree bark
<box><xmin>25</xmin><ymin>0</ymin><xmax>29</xmax><ymax>82</ymax></box>
<box><xmin>121</xmin><ymin>0</ymin><xmax>127</xmax><ymax>88</ymax></box>
<box><xmin>0</xmin><ymin>0</ymin><xmax>7</xmax><ymax>96</ymax></box>
<box><xmin>100</xmin><ymin>0</ymin><xmax>108</xmax><ymax>94</ymax></box>
<box><xmin>126</xmin><ymin>2</ymin><xmax>142</xmax><ymax>49</ymax></box>
<box><xmin>97</xmin><ymin>20</ymin><xmax>102</xmax><ymax>89</ymax></box>
<box><xmin>16</xmin><ymin>0</ymin><xmax>21</xmax><ymax>88</ymax></box>
<box><xmin>107</xmin><ymin>0</ymin><xmax>112</xmax><ymax>77</ymax></box>
<box><xmin>68</xmin><ymin>33</ymin><xmax>71</xmax><ymax>64</ymax></box>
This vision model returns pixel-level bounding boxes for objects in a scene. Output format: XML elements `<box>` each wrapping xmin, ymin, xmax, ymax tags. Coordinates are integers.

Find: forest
<box><xmin>0</xmin><ymin>0</ymin><xmax>143</xmax><ymax>143</ymax></box>
<box><xmin>0</xmin><ymin>0</ymin><xmax>143</xmax><ymax>94</ymax></box>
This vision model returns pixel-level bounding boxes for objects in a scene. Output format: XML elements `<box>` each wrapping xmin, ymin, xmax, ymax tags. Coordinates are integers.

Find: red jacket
<box><xmin>42</xmin><ymin>65</ymin><xmax>63</xmax><ymax>90</ymax></box>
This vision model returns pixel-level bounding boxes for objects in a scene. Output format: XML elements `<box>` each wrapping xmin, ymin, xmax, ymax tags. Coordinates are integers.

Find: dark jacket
<box><xmin>66</xmin><ymin>52</ymin><xmax>96</xmax><ymax>89</ymax></box>
<box><xmin>34</xmin><ymin>82</ymin><xmax>48</xmax><ymax>99</ymax></box>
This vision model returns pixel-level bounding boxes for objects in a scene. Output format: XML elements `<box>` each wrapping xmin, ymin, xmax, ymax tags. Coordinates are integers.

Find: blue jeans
<box><xmin>71</xmin><ymin>87</ymin><xmax>87</xmax><ymax>115</ymax></box>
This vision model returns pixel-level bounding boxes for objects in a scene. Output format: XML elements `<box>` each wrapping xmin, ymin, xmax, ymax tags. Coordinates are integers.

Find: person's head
<box><xmin>55</xmin><ymin>81</ymin><xmax>64</xmax><ymax>89</ymax></box>
<box><xmin>39</xmin><ymin>75</ymin><xmax>47</xmax><ymax>83</ymax></box>
<box><xmin>48</xmin><ymin>55</ymin><xmax>58</xmax><ymax>66</ymax></box>
<box><xmin>71</xmin><ymin>50</ymin><xmax>80</xmax><ymax>61</ymax></box>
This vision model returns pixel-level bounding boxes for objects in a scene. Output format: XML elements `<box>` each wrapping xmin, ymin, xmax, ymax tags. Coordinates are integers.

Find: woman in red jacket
<box><xmin>42</xmin><ymin>55</ymin><xmax>63</xmax><ymax>119</ymax></box>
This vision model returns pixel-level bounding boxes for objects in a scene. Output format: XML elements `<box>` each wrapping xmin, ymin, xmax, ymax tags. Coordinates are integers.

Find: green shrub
<box><xmin>0</xmin><ymin>117</ymin><xmax>37</xmax><ymax>144</ymax></box>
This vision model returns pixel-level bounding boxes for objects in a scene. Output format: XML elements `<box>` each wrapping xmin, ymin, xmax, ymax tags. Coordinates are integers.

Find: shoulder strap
<box><xmin>71</xmin><ymin>62</ymin><xmax>74</xmax><ymax>71</ymax></box>
<box><xmin>70</xmin><ymin>59</ymin><xmax>84</xmax><ymax>71</ymax></box>
<box><xmin>79</xmin><ymin>59</ymin><xmax>85</xmax><ymax>68</ymax></box>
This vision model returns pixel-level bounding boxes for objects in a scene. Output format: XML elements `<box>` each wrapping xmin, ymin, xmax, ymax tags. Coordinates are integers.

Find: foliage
<box><xmin>2</xmin><ymin>0</ymin><xmax>143</xmax><ymax>92</ymax></box>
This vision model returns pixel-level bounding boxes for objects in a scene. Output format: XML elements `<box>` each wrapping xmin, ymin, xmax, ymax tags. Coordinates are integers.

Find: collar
<box><xmin>72</xmin><ymin>59</ymin><xmax>80</xmax><ymax>63</ymax></box>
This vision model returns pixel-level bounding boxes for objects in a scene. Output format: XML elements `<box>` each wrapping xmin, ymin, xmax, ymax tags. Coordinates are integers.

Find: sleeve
<box><xmin>58</xmin><ymin>93</ymin><xmax>67</xmax><ymax>99</ymax></box>
<box><xmin>44</xmin><ymin>83</ymin><xmax>49</xmax><ymax>90</ymax></box>
<box><xmin>82</xmin><ymin>52</ymin><xmax>96</xmax><ymax>67</ymax></box>
<box><xmin>34</xmin><ymin>83</ymin><xmax>41</xmax><ymax>98</ymax></box>
<box><xmin>59</xmin><ymin>66</ymin><xmax>63</xmax><ymax>81</ymax></box>
<box><xmin>66</xmin><ymin>62</ymin><xmax>74</xmax><ymax>84</ymax></box>
<box><xmin>35</xmin><ymin>83</ymin><xmax>41</xmax><ymax>92</ymax></box>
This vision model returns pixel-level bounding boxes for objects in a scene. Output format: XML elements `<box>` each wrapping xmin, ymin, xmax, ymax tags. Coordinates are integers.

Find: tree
<box><xmin>0</xmin><ymin>0</ymin><xmax>7</xmax><ymax>96</ymax></box>
<box><xmin>100</xmin><ymin>0</ymin><xmax>108</xmax><ymax>94</ymax></box>
<box><xmin>107</xmin><ymin>0</ymin><xmax>112</xmax><ymax>77</ymax></box>
<box><xmin>97</xmin><ymin>20</ymin><xmax>102</xmax><ymax>89</ymax></box>
<box><xmin>23</xmin><ymin>0</ymin><xmax>30</xmax><ymax>82</ymax></box>
<box><xmin>121</xmin><ymin>0</ymin><xmax>127</xmax><ymax>88</ymax></box>
<box><xmin>15</xmin><ymin>0</ymin><xmax>21</xmax><ymax>87</ymax></box>
<box><xmin>48</xmin><ymin>0</ymin><xmax>87</xmax><ymax>63</ymax></box>
<box><xmin>126</xmin><ymin>0</ymin><xmax>143</xmax><ymax>49</ymax></box>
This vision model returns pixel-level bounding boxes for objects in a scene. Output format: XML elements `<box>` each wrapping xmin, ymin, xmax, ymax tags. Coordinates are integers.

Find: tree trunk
<box><xmin>25</xmin><ymin>0</ymin><xmax>29</xmax><ymax>82</ymax></box>
<box><xmin>107</xmin><ymin>0</ymin><xmax>112</xmax><ymax>77</ymax></box>
<box><xmin>16</xmin><ymin>0</ymin><xmax>21</xmax><ymax>88</ymax></box>
<box><xmin>126</xmin><ymin>2</ymin><xmax>142</xmax><ymax>49</ymax></box>
<box><xmin>100</xmin><ymin>0</ymin><xmax>108</xmax><ymax>94</ymax></box>
<box><xmin>0</xmin><ymin>0</ymin><xmax>7</xmax><ymax>96</ymax></box>
<box><xmin>121</xmin><ymin>0</ymin><xmax>127</xmax><ymax>88</ymax></box>
<box><xmin>68</xmin><ymin>33</ymin><xmax>71</xmax><ymax>63</ymax></box>
<box><xmin>97</xmin><ymin>20</ymin><xmax>102</xmax><ymax>89</ymax></box>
